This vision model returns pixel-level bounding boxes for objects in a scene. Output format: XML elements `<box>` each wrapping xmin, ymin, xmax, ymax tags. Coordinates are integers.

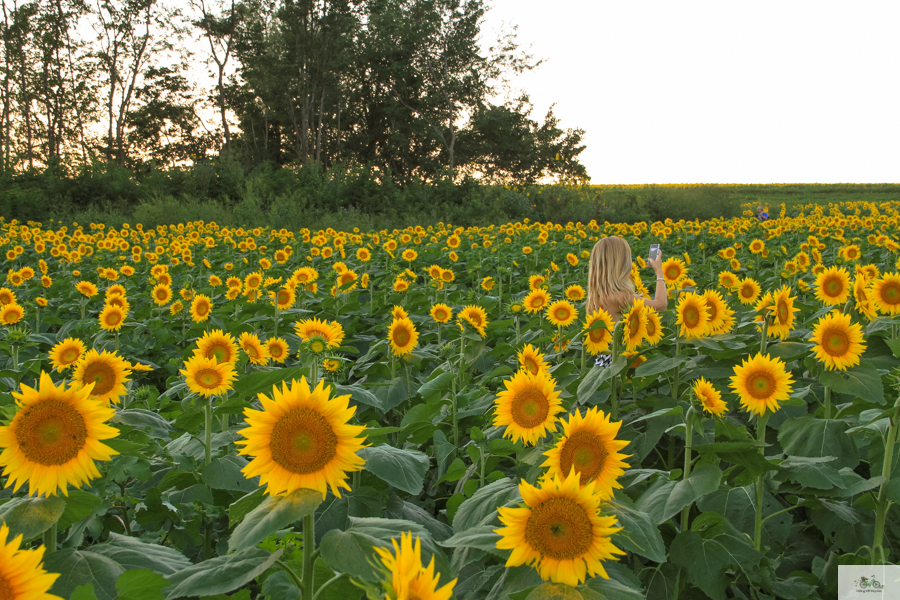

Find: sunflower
<box><xmin>643</xmin><ymin>308</ymin><xmax>664</xmax><ymax>345</ymax></box>
<box><xmin>458</xmin><ymin>305</ymin><xmax>488</xmax><ymax>337</ymax></box>
<box><xmin>193</xmin><ymin>329</ymin><xmax>238</xmax><ymax>365</ymax></box>
<box><xmin>190</xmin><ymin>294</ymin><xmax>212</xmax><ymax>323</ymax></box>
<box><xmin>430</xmin><ymin>303</ymin><xmax>452</xmax><ymax>323</ymax></box>
<box><xmin>239</xmin><ymin>332</ymin><xmax>270</xmax><ymax>365</ymax></box>
<box><xmin>440</xmin><ymin>269</ymin><xmax>455</xmax><ymax>283</ymax></box>
<box><xmin>0</xmin><ymin>302</ymin><xmax>24</xmax><ymax>325</ymax></box>
<box><xmin>518</xmin><ymin>344</ymin><xmax>549</xmax><ymax>375</ymax></box>
<box><xmin>266</xmin><ymin>338</ymin><xmax>289</xmax><ymax>363</ymax></box>
<box><xmin>105</xmin><ymin>294</ymin><xmax>129</xmax><ymax>311</ymax></box>
<box><xmin>583</xmin><ymin>309</ymin><xmax>614</xmax><ymax>355</ymax></box>
<box><xmin>374</xmin><ymin>531</ymin><xmax>457</xmax><ymax>600</ymax></box>
<box><xmin>702</xmin><ymin>290</ymin><xmax>733</xmax><ymax>334</ymax></box>
<box><xmin>854</xmin><ymin>277</ymin><xmax>879</xmax><ymax>321</ymax></box>
<box><xmin>692</xmin><ymin>377</ymin><xmax>727</xmax><ymax>416</ymax></box>
<box><xmin>676</xmin><ymin>292</ymin><xmax>710</xmax><ymax>339</ymax></box>
<box><xmin>389</xmin><ymin>317</ymin><xmax>419</xmax><ymax>356</ymax></box>
<box><xmin>529</xmin><ymin>275</ymin><xmax>547</xmax><ymax>290</ymax></box>
<box><xmin>661</xmin><ymin>257</ymin><xmax>687</xmax><ymax>285</ymax></box>
<box><xmin>545</xmin><ymin>300</ymin><xmax>578</xmax><ymax>328</ymax></box>
<box><xmin>729</xmin><ymin>353</ymin><xmax>794</xmax><ymax>416</ymax></box>
<box><xmin>565</xmin><ymin>284</ymin><xmax>586</xmax><ymax>302</ymax></box>
<box><xmin>737</xmin><ymin>277</ymin><xmax>761</xmax><ymax>305</ymax></box>
<box><xmin>0</xmin><ymin>371</ymin><xmax>119</xmax><ymax>497</ymax></box>
<box><xmin>392</xmin><ymin>305</ymin><xmax>409</xmax><ymax>320</ymax></box>
<box><xmin>180</xmin><ymin>354</ymin><xmax>237</xmax><ymax>397</ymax></box>
<box><xmin>749</xmin><ymin>239</ymin><xmax>765</xmax><ymax>254</ymax></box>
<box><xmin>49</xmin><ymin>338</ymin><xmax>86</xmax><ymax>372</ymax></box>
<box><xmin>244</xmin><ymin>272</ymin><xmax>263</xmax><ymax>290</ymax></box>
<box><xmin>356</xmin><ymin>247</ymin><xmax>371</xmax><ymax>262</ymax></box>
<box><xmin>323</xmin><ymin>358</ymin><xmax>341</xmax><ymax>372</ymax></box>
<box><xmin>718</xmin><ymin>271</ymin><xmax>738</xmax><ymax>290</ymax></box>
<box><xmin>295</xmin><ymin>318</ymin><xmax>345</xmax><ymax>349</ymax></box>
<box><xmin>814</xmin><ymin>266</ymin><xmax>851</xmax><ymax>306</ymax></box>
<box><xmin>768</xmin><ymin>286</ymin><xmax>800</xmax><ymax>340</ymax></box>
<box><xmin>809</xmin><ymin>311</ymin><xmax>866</xmax><ymax>371</ymax></box>
<box><xmin>0</xmin><ymin>522</ymin><xmax>63</xmax><ymax>599</ymax></box>
<box><xmin>336</xmin><ymin>270</ymin><xmax>358</xmax><ymax>293</ymax></box>
<box><xmin>542</xmin><ymin>407</ymin><xmax>630</xmax><ymax>498</ymax></box>
<box><xmin>274</xmin><ymin>286</ymin><xmax>296</xmax><ymax>310</ymax></box>
<box><xmin>105</xmin><ymin>284</ymin><xmax>126</xmax><ymax>298</ymax></box>
<box><xmin>0</xmin><ymin>288</ymin><xmax>16</xmax><ymax>305</ymax></box>
<box><xmin>236</xmin><ymin>377</ymin><xmax>367</xmax><ymax>499</ymax></box>
<box><xmin>523</xmin><ymin>289</ymin><xmax>550</xmax><ymax>314</ymax></box>
<box><xmin>98</xmin><ymin>304</ymin><xmax>125</xmax><ymax>332</ymax></box>
<box><xmin>394</xmin><ymin>278</ymin><xmax>410</xmax><ymax>293</ymax></box>
<box><xmin>872</xmin><ymin>273</ymin><xmax>900</xmax><ymax>315</ymax></box>
<box><xmin>76</xmin><ymin>281</ymin><xmax>98</xmax><ymax>298</ymax></box>
<box><xmin>493</xmin><ymin>369</ymin><xmax>563</xmax><ymax>446</ymax></box>
<box><xmin>72</xmin><ymin>349</ymin><xmax>132</xmax><ymax>405</ymax></box>
<box><xmin>495</xmin><ymin>470</ymin><xmax>624</xmax><ymax>587</ymax></box>
<box><xmin>621</xmin><ymin>299</ymin><xmax>647</xmax><ymax>351</ymax></box>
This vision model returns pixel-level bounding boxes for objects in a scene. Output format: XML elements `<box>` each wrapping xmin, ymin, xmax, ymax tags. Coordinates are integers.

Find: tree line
<box><xmin>0</xmin><ymin>0</ymin><xmax>588</xmax><ymax>188</ymax></box>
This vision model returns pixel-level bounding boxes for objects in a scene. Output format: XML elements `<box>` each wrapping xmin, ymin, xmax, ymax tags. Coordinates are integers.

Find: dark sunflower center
<box><xmin>196</xmin><ymin>302</ymin><xmax>209</xmax><ymax>316</ymax></box>
<box><xmin>278</xmin><ymin>291</ymin><xmax>290</xmax><ymax>304</ymax></box>
<box><xmin>511</xmin><ymin>388</ymin><xmax>550</xmax><ymax>429</ymax></box>
<box><xmin>83</xmin><ymin>362</ymin><xmax>116</xmax><ymax>396</ymax></box>
<box><xmin>106</xmin><ymin>312</ymin><xmax>121</xmax><ymax>325</ymax></box>
<box><xmin>525</xmin><ymin>497</ymin><xmax>594</xmax><ymax>560</ymax></box>
<box><xmin>559</xmin><ymin>430</ymin><xmax>608</xmax><ymax>482</ymax></box>
<box><xmin>707</xmin><ymin>302</ymin><xmax>718</xmax><ymax>322</ymax></box>
<box><xmin>15</xmin><ymin>400</ymin><xmax>88</xmax><ymax>465</ymax></box>
<box><xmin>0</xmin><ymin>572</ymin><xmax>14</xmax><ymax>599</ymax></box>
<box><xmin>824</xmin><ymin>329</ymin><xmax>850</xmax><ymax>356</ymax></box>
<box><xmin>270</xmin><ymin>345</ymin><xmax>284</xmax><ymax>358</ymax></box>
<box><xmin>469</xmin><ymin>313</ymin><xmax>483</xmax><ymax>326</ymax></box>
<box><xmin>824</xmin><ymin>278</ymin><xmax>842</xmax><ymax>296</ymax></box>
<box><xmin>270</xmin><ymin>408</ymin><xmax>338</xmax><ymax>474</ymax></box>
<box><xmin>246</xmin><ymin>344</ymin><xmax>259</xmax><ymax>358</ymax></box>
<box><xmin>777</xmin><ymin>300</ymin><xmax>789</xmax><ymax>323</ymax></box>
<box><xmin>435</xmin><ymin>310</ymin><xmax>447</xmax><ymax>320</ymax></box>
<box><xmin>208</xmin><ymin>344</ymin><xmax>231</xmax><ymax>363</ymax></box>
<box><xmin>683</xmin><ymin>305</ymin><xmax>700</xmax><ymax>327</ymax></box>
<box><xmin>523</xmin><ymin>357</ymin><xmax>539</xmax><ymax>374</ymax></box>
<box><xmin>393</xmin><ymin>327</ymin><xmax>411</xmax><ymax>347</ymax></box>
<box><xmin>196</xmin><ymin>368</ymin><xmax>223</xmax><ymax>389</ymax></box>
<box><xmin>665</xmin><ymin>266</ymin><xmax>678</xmax><ymax>279</ymax></box>
<box><xmin>61</xmin><ymin>348</ymin><xmax>79</xmax><ymax>363</ymax></box>
<box><xmin>589</xmin><ymin>327</ymin><xmax>607</xmax><ymax>343</ymax></box>
<box><xmin>882</xmin><ymin>283</ymin><xmax>900</xmax><ymax>304</ymax></box>
<box><xmin>740</xmin><ymin>286</ymin><xmax>754</xmax><ymax>299</ymax></box>
<box><xmin>747</xmin><ymin>371</ymin><xmax>776</xmax><ymax>400</ymax></box>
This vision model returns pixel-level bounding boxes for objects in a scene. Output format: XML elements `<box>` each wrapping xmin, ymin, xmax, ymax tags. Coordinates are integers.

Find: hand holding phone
<box><xmin>649</xmin><ymin>244</ymin><xmax>660</xmax><ymax>261</ymax></box>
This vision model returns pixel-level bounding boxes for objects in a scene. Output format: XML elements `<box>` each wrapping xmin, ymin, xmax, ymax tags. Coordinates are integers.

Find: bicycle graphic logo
<box><xmin>855</xmin><ymin>576</ymin><xmax>884</xmax><ymax>590</ymax></box>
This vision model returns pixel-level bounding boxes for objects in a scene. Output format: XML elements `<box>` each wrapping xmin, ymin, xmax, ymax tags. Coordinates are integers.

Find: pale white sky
<box><xmin>481</xmin><ymin>1</ymin><xmax>900</xmax><ymax>184</ymax></box>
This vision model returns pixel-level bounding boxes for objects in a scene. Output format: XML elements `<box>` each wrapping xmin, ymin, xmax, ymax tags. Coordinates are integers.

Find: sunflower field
<box><xmin>0</xmin><ymin>200</ymin><xmax>899</xmax><ymax>600</ymax></box>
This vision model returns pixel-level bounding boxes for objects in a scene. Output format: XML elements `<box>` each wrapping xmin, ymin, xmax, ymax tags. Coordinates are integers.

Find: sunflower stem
<box><xmin>302</xmin><ymin>514</ymin><xmax>316</xmax><ymax>600</ymax></box>
<box><xmin>115</xmin><ymin>331</ymin><xmax>119</xmax><ymax>354</ymax></box>
<box><xmin>10</xmin><ymin>344</ymin><xmax>18</xmax><ymax>371</ymax></box>
<box><xmin>515</xmin><ymin>315</ymin><xmax>520</xmax><ymax>344</ymax></box>
<box><xmin>871</xmin><ymin>393</ymin><xmax>900</xmax><ymax>565</ymax></box>
<box><xmin>759</xmin><ymin>314</ymin><xmax>770</xmax><ymax>354</ymax></box>
<box><xmin>204</xmin><ymin>398</ymin><xmax>213</xmax><ymax>466</ymax></box>
<box><xmin>277</xmin><ymin>559</ymin><xmax>304</xmax><ymax>591</ymax></box>
<box><xmin>680</xmin><ymin>407</ymin><xmax>695</xmax><ymax>532</ymax></box>
<box><xmin>43</xmin><ymin>523</ymin><xmax>57</xmax><ymax>555</ymax></box>
<box><xmin>313</xmin><ymin>574</ymin><xmax>347</xmax><ymax>600</ymax></box>
<box><xmin>611</xmin><ymin>322</ymin><xmax>621</xmax><ymax>421</ymax></box>
<box><xmin>672</xmin><ymin>334</ymin><xmax>682</xmax><ymax>402</ymax></box>
<box><xmin>274</xmin><ymin>303</ymin><xmax>279</xmax><ymax>338</ymax></box>
<box><xmin>451</xmin><ymin>375</ymin><xmax>459</xmax><ymax>452</ymax></box>
<box><xmin>754</xmin><ymin>412</ymin><xmax>770</xmax><ymax>552</ymax></box>
<box><xmin>823</xmin><ymin>385</ymin><xmax>832</xmax><ymax>420</ymax></box>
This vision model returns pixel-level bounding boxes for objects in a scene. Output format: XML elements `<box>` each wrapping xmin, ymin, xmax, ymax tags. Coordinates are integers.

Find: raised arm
<box><xmin>643</xmin><ymin>251</ymin><xmax>669</xmax><ymax>312</ymax></box>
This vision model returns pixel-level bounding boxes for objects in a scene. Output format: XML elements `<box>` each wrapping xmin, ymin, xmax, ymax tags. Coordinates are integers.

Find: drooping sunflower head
<box><xmin>49</xmin><ymin>337</ymin><xmax>86</xmax><ymax>372</ymax></box>
<box><xmin>622</xmin><ymin>299</ymin><xmax>647</xmax><ymax>351</ymax></box>
<box><xmin>541</xmin><ymin>407</ymin><xmax>630</xmax><ymax>499</ymax></box>
<box><xmin>737</xmin><ymin>277</ymin><xmax>761</xmax><ymax>305</ymax></box>
<box><xmin>809</xmin><ymin>310</ymin><xmax>866</xmax><ymax>371</ymax></box>
<box><xmin>493</xmin><ymin>368</ymin><xmax>564</xmax><ymax>446</ymax></box>
<box><xmin>98</xmin><ymin>304</ymin><xmax>125</xmax><ymax>332</ymax></box>
<box><xmin>236</xmin><ymin>377</ymin><xmax>368</xmax><ymax>499</ymax></box>
<box><xmin>374</xmin><ymin>531</ymin><xmax>457</xmax><ymax>600</ymax></box>
<box><xmin>853</xmin><ymin>277</ymin><xmax>879</xmax><ymax>321</ymax></box>
<box><xmin>582</xmin><ymin>309</ymin><xmax>614</xmax><ymax>355</ymax></box>
<box><xmin>75</xmin><ymin>280</ymin><xmax>98</xmax><ymax>298</ymax></box>
<box><xmin>392</xmin><ymin>305</ymin><xmax>409</xmax><ymax>320</ymax></box>
<box><xmin>676</xmin><ymin>292</ymin><xmax>710</xmax><ymax>339</ymax></box>
<box><xmin>389</xmin><ymin>317</ymin><xmax>419</xmax><ymax>356</ymax></box>
<box><xmin>729</xmin><ymin>353</ymin><xmax>794</xmax><ymax>416</ymax></box>
<box><xmin>814</xmin><ymin>265</ymin><xmax>851</xmax><ymax>306</ymax></box>
<box><xmin>692</xmin><ymin>377</ymin><xmax>727</xmax><ymax>416</ymax></box>
<box><xmin>239</xmin><ymin>332</ymin><xmax>270</xmax><ymax>365</ymax></box>
<box><xmin>72</xmin><ymin>349</ymin><xmax>132</xmax><ymax>405</ymax></box>
<box><xmin>0</xmin><ymin>371</ymin><xmax>119</xmax><ymax>497</ymax></box>
<box><xmin>105</xmin><ymin>294</ymin><xmax>129</xmax><ymax>311</ymax></box>
<box><xmin>458</xmin><ymin>305</ymin><xmax>488</xmax><ymax>337</ymax></box>
<box><xmin>0</xmin><ymin>287</ymin><xmax>16</xmax><ymax>305</ymax></box>
<box><xmin>524</xmin><ymin>289</ymin><xmax>550</xmax><ymax>314</ymax></box>
<box><xmin>180</xmin><ymin>354</ymin><xmax>237</xmax><ymax>397</ymax></box>
<box><xmin>0</xmin><ymin>302</ymin><xmax>24</xmax><ymax>325</ymax></box>
<box><xmin>266</xmin><ymin>338</ymin><xmax>289</xmax><ymax>364</ymax></box>
<box><xmin>196</xmin><ymin>329</ymin><xmax>239</xmax><ymax>364</ymax></box>
<box><xmin>430</xmin><ymin>303</ymin><xmax>453</xmax><ymax>323</ymax></box>
<box><xmin>702</xmin><ymin>289</ymin><xmax>733</xmax><ymax>334</ymax></box>
<box><xmin>545</xmin><ymin>300</ymin><xmax>578</xmax><ymax>328</ymax></box>
<box><xmin>494</xmin><ymin>469</ymin><xmax>625</xmax><ymax>587</ymax></box>
<box><xmin>294</xmin><ymin>318</ymin><xmax>345</xmax><ymax>349</ymax></box>
<box><xmin>872</xmin><ymin>273</ymin><xmax>900</xmax><ymax>315</ymax></box>
<box><xmin>517</xmin><ymin>343</ymin><xmax>549</xmax><ymax>375</ymax></box>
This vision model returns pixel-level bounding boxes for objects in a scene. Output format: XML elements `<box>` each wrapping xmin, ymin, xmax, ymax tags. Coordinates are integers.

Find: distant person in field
<box><xmin>586</xmin><ymin>236</ymin><xmax>667</xmax><ymax>366</ymax></box>
<box><xmin>756</xmin><ymin>206</ymin><xmax>769</xmax><ymax>221</ymax></box>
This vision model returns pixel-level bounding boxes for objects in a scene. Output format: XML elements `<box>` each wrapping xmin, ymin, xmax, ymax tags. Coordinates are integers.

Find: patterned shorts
<box><xmin>594</xmin><ymin>354</ymin><xmax>612</xmax><ymax>367</ymax></box>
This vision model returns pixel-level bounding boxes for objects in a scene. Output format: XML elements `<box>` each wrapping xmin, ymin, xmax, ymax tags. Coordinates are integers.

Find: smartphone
<box><xmin>649</xmin><ymin>244</ymin><xmax>660</xmax><ymax>261</ymax></box>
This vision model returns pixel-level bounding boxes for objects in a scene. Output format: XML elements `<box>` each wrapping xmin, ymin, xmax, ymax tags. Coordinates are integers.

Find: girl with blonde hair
<box><xmin>587</xmin><ymin>236</ymin><xmax>667</xmax><ymax>365</ymax></box>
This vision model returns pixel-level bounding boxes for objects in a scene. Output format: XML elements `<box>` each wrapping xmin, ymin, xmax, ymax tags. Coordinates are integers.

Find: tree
<box><xmin>191</xmin><ymin>0</ymin><xmax>239</xmax><ymax>155</ymax></box>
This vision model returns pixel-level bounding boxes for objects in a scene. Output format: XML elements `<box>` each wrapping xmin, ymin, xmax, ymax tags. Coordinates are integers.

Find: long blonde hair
<box><xmin>586</xmin><ymin>236</ymin><xmax>635</xmax><ymax>315</ymax></box>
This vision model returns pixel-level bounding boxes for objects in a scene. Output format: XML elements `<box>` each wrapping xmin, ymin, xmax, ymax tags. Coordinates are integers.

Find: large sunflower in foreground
<box><xmin>236</xmin><ymin>377</ymin><xmax>367</xmax><ymax>499</ymax></box>
<box><xmin>675</xmin><ymin>292</ymin><xmax>710</xmax><ymax>339</ymax></box>
<box><xmin>541</xmin><ymin>407</ymin><xmax>630</xmax><ymax>500</ymax></box>
<box><xmin>768</xmin><ymin>286</ymin><xmax>800</xmax><ymax>340</ymax></box>
<box><xmin>375</xmin><ymin>531</ymin><xmax>457</xmax><ymax>600</ymax></box>
<box><xmin>493</xmin><ymin>369</ymin><xmax>564</xmax><ymax>446</ymax></box>
<box><xmin>518</xmin><ymin>344</ymin><xmax>549</xmax><ymax>375</ymax></box>
<box><xmin>72</xmin><ymin>349</ymin><xmax>132</xmax><ymax>405</ymax></box>
<box><xmin>389</xmin><ymin>317</ymin><xmax>419</xmax><ymax>356</ymax></box>
<box><xmin>809</xmin><ymin>311</ymin><xmax>866</xmax><ymax>371</ymax></box>
<box><xmin>621</xmin><ymin>299</ymin><xmax>646</xmax><ymax>351</ymax></box>
<box><xmin>180</xmin><ymin>354</ymin><xmax>237</xmax><ymax>397</ymax></box>
<box><xmin>196</xmin><ymin>329</ymin><xmax>239</xmax><ymax>364</ymax></box>
<box><xmin>582</xmin><ymin>309</ymin><xmax>614</xmax><ymax>355</ymax></box>
<box><xmin>295</xmin><ymin>318</ymin><xmax>345</xmax><ymax>349</ymax></box>
<box><xmin>0</xmin><ymin>372</ymin><xmax>119</xmax><ymax>497</ymax></box>
<box><xmin>872</xmin><ymin>273</ymin><xmax>900</xmax><ymax>315</ymax></box>
<box><xmin>729</xmin><ymin>353</ymin><xmax>794</xmax><ymax>416</ymax></box>
<box><xmin>545</xmin><ymin>300</ymin><xmax>578</xmax><ymax>328</ymax></box>
<box><xmin>49</xmin><ymin>337</ymin><xmax>85</xmax><ymax>371</ymax></box>
<box><xmin>495</xmin><ymin>470</ymin><xmax>625</xmax><ymax>587</ymax></box>
<box><xmin>0</xmin><ymin>523</ymin><xmax>63</xmax><ymax>599</ymax></box>
<box><xmin>814</xmin><ymin>266</ymin><xmax>850</xmax><ymax>306</ymax></box>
